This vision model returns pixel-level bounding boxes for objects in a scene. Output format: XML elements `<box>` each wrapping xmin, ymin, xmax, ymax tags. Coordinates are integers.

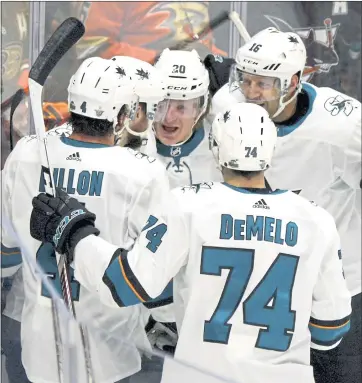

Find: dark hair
<box><xmin>225</xmin><ymin>168</ymin><xmax>264</xmax><ymax>180</ymax></box>
<box><xmin>124</xmin><ymin>135</ymin><xmax>142</xmax><ymax>149</ymax></box>
<box><xmin>69</xmin><ymin>112</ymin><xmax>113</xmax><ymax>137</ymax></box>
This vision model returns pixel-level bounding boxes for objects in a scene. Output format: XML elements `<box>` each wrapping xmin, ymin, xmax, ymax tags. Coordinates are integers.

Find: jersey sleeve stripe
<box><xmin>309</xmin><ymin>314</ymin><xmax>351</xmax><ymax>328</ymax></box>
<box><xmin>119</xmin><ymin>250</ymin><xmax>152</xmax><ymax>302</ymax></box>
<box><xmin>102</xmin><ymin>248</ymin><xmax>147</xmax><ymax>307</ymax></box>
<box><xmin>1</xmin><ymin>244</ymin><xmax>22</xmax><ymax>268</ymax></box>
<box><xmin>311</xmin><ymin>338</ymin><xmax>344</xmax><ymax>347</ymax></box>
<box><xmin>309</xmin><ymin>319</ymin><xmax>350</xmax><ymax>346</ymax></box>
<box><xmin>118</xmin><ymin>255</ymin><xmax>145</xmax><ymax>302</ymax></box>
<box><xmin>102</xmin><ymin>273</ymin><xmax>125</xmax><ymax>307</ymax></box>
<box><xmin>143</xmin><ymin>281</ymin><xmax>174</xmax><ymax>309</ymax></box>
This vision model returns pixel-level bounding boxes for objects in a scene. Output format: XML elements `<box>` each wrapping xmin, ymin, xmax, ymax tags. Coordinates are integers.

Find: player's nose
<box><xmin>244</xmin><ymin>82</ymin><xmax>261</xmax><ymax>100</ymax></box>
<box><xmin>164</xmin><ymin>105</ymin><xmax>178</xmax><ymax>123</ymax></box>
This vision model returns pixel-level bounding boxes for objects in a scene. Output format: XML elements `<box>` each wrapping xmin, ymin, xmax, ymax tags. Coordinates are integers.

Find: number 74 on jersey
<box><xmin>201</xmin><ymin>246</ymin><xmax>298</xmax><ymax>352</ymax></box>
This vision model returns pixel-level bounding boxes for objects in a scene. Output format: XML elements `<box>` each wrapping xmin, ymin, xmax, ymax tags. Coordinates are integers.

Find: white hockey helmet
<box><xmin>110</xmin><ymin>56</ymin><xmax>167</xmax><ymax>137</ymax></box>
<box><xmin>231</xmin><ymin>27</ymin><xmax>306</xmax><ymax>118</ymax></box>
<box><xmin>154</xmin><ymin>48</ymin><xmax>210</xmax><ymax>145</ymax></box>
<box><xmin>68</xmin><ymin>57</ymin><xmax>134</xmax><ymax>123</ymax></box>
<box><xmin>68</xmin><ymin>56</ymin><xmax>166</xmax><ymax>138</ymax></box>
<box><xmin>210</xmin><ymin>102</ymin><xmax>277</xmax><ymax>171</ymax></box>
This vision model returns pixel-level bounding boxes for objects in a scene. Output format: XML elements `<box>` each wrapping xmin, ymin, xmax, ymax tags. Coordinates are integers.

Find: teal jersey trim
<box><xmin>60</xmin><ymin>136</ymin><xmax>112</xmax><ymax>148</ymax></box>
<box><xmin>156</xmin><ymin>127</ymin><xmax>205</xmax><ymax>158</ymax></box>
<box><xmin>222</xmin><ymin>183</ymin><xmax>288</xmax><ymax>195</ymax></box>
<box><xmin>277</xmin><ymin>83</ymin><xmax>317</xmax><ymax>137</ymax></box>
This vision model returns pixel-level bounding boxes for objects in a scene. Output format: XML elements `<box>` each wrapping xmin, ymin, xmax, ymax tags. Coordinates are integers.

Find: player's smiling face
<box><xmin>154</xmin><ymin>98</ymin><xmax>200</xmax><ymax>145</ymax></box>
<box><xmin>239</xmin><ymin>73</ymin><xmax>282</xmax><ymax>119</ymax></box>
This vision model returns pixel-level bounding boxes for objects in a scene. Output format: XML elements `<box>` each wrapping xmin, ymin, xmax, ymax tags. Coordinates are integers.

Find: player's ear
<box><xmin>289</xmin><ymin>73</ymin><xmax>300</xmax><ymax>92</ymax></box>
<box><xmin>117</xmin><ymin>104</ymin><xmax>129</xmax><ymax>128</ymax></box>
<box><xmin>136</xmin><ymin>104</ymin><xmax>142</xmax><ymax>120</ymax></box>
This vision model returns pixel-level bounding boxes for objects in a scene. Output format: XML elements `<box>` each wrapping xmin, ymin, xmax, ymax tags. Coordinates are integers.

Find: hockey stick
<box><xmin>172</xmin><ymin>10</ymin><xmax>231</xmax><ymax>50</ymax></box>
<box><xmin>28</xmin><ymin>17</ymin><xmax>94</xmax><ymax>383</ymax></box>
<box><xmin>1</xmin><ymin>87</ymin><xmax>29</xmax><ymax>111</ymax></box>
<box><xmin>229</xmin><ymin>11</ymin><xmax>251</xmax><ymax>43</ymax></box>
<box><xmin>171</xmin><ymin>11</ymin><xmax>251</xmax><ymax>52</ymax></box>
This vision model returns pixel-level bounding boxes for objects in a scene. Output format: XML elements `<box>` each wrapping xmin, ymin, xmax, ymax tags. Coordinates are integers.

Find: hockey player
<box><xmin>208</xmin><ymin>28</ymin><xmax>361</xmax><ymax>383</ymax></box>
<box><xmin>29</xmin><ymin>102</ymin><xmax>351</xmax><ymax>383</ymax></box>
<box><xmin>115</xmin><ymin>49</ymin><xmax>223</xmax><ymax>352</ymax></box>
<box><xmin>118</xmin><ymin>48</ymin><xmax>223</xmax><ymax>188</ymax></box>
<box><xmin>1</xmin><ymin>123</ymin><xmax>72</xmax><ymax>383</ymax></box>
<box><xmin>1</xmin><ymin>56</ymin><xmax>169</xmax><ymax>383</ymax></box>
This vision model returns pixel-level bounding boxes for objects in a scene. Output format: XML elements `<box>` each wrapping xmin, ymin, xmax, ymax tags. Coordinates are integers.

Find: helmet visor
<box><xmin>229</xmin><ymin>64</ymin><xmax>283</xmax><ymax>103</ymax></box>
<box><xmin>155</xmin><ymin>97</ymin><xmax>205</xmax><ymax>124</ymax></box>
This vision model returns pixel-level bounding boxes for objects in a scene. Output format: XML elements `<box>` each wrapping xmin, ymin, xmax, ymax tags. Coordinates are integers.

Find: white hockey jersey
<box><xmin>73</xmin><ymin>182</ymin><xmax>351</xmax><ymax>383</ymax></box>
<box><xmin>1</xmin><ymin>132</ymin><xmax>170</xmax><ymax>383</ymax></box>
<box><xmin>140</xmin><ymin>125</ymin><xmax>223</xmax><ymax>323</ymax></box>
<box><xmin>2</xmin><ymin>124</ymin><xmax>73</xmax><ymax>322</ymax></box>
<box><xmin>141</xmin><ymin>126</ymin><xmax>223</xmax><ymax>189</ymax></box>
<box><xmin>212</xmin><ymin>82</ymin><xmax>362</xmax><ymax>296</ymax></box>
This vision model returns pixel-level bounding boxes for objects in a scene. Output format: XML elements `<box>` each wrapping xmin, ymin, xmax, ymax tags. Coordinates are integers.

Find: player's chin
<box><xmin>156</xmin><ymin>124</ymin><xmax>182</xmax><ymax>145</ymax></box>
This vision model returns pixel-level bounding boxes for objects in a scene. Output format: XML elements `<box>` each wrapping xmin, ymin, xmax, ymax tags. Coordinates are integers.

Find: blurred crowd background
<box><xmin>1</xmin><ymin>2</ymin><xmax>361</xmax><ymax>169</ymax></box>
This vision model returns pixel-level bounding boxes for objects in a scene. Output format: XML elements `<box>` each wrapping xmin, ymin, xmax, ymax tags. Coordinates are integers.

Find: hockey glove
<box><xmin>30</xmin><ymin>188</ymin><xmax>99</xmax><ymax>261</ymax></box>
<box><xmin>203</xmin><ymin>54</ymin><xmax>236</xmax><ymax>97</ymax></box>
<box><xmin>145</xmin><ymin>316</ymin><xmax>178</xmax><ymax>355</ymax></box>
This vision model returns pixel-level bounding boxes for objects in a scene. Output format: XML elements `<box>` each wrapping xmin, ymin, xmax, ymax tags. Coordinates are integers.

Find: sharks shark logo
<box><xmin>116</xmin><ymin>66</ymin><xmax>126</xmax><ymax>77</ymax></box>
<box><xmin>136</xmin><ymin>68</ymin><xmax>149</xmax><ymax>80</ymax></box>
<box><xmin>265</xmin><ymin>15</ymin><xmax>340</xmax><ymax>81</ymax></box>
<box><xmin>324</xmin><ymin>95</ymin><xmax>355</xmax><ymax>116</ymax></box>
<box><xmin>25</xmin><ymin>126</ymin><xmax>71</xmax><ymax>143</ymax></box>
<box><xmin>223</xmin><ymin>110</ymin><xmax>231</xmax><ymax>123</ymax></box>
<box><xmin>288</xmin><ymin>35</ymin><xmax>299</xmax><ymax>45</ymax></box>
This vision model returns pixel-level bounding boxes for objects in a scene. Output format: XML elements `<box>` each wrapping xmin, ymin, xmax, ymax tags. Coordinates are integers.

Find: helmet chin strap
<box><xmin>113</xmin><ymin>116</ymin><xmax>149</xmax><ymax>146</ymax></box>
<box><xmin>124</xmin><ymin>121</ymin><xmax>149</xmax><ymax>138</ymax></box>
<box><xmin>271</xmin><ymin>83</ymin><xmax>302</xmax><ymax>120</ymax></box>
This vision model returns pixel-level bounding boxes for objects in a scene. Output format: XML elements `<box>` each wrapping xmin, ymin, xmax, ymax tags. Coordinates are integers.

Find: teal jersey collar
<box><xmin>156</xmin><ymin>127</ymin><xmax>205</xmax><ymax>158</ymax></box>
<box><xmin>60</xmin><ymin>136</ymin><xmax>112</xmax><ymax>148</ymax></box>
<box><xmin>276</xmin><ymin>83</ymin><xmax>317</xmax><ymax>137</ymax></box>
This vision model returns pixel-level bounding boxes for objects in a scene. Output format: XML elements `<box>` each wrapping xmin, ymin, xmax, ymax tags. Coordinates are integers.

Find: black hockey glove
<box><xmin>145</xmin><ymin>316</ymin><xmax>178</xmax><ymax>355</ymax></box>
<box><xmin>30</xmin><ymin>188</ymin><xmax>100</xmax><ymax>261</ymax></box>
<box><xmin>203</xmin><ymin>54</ymin><xmax>236</xmax><ymax>97</ymax></box>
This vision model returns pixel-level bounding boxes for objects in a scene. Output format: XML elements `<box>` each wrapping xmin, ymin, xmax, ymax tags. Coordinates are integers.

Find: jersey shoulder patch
<box><xmin>322</xmin><ymin>92</ymin><xmax>359</xmax><ymax>118</ymax></box>
<box><xmin>127</xmin><ymin>147</ymin><xmax>157</xmax><ymax>164</ymax></box>
<box><xmin>23</xmin><ymin>124</ymin><xmax>72</xmax><ymax>145</ymax></box>
<box><xmin>180</xmin><ymin>182</ymin><xmax>214</xmax><ymax>193</ymax></box>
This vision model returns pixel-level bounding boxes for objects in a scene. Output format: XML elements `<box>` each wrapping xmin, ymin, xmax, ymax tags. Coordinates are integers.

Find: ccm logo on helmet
<box><xmin>243</xmin><ymin>59</ymin><xmax>258</xmax><ymax>65</ymax></box>
<box><xmin>167</xmin><ymin>86</ymin><xmax>187</xmax><ymax>91</ymax></box>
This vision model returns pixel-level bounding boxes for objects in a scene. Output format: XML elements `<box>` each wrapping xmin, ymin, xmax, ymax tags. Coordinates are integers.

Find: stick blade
<box><xmin>29</xmin><ymin>17</ymin><xmax>85</xmax><ymax>86</ymax></box>
<box><xmin>171</xmin><ymin>11</ymin><xmax>229</xmax><ymax>51</ymax></box>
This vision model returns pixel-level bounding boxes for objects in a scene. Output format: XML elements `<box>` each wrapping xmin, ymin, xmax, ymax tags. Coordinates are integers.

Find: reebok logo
<box><xmin>66</xmin><ymin>152</ymin><xmax>81</xmax><ymax>161</ymax></box>
<box><xmin>253</xmin><ymin>199</ymin><xmax>270</xmax><ymax>209</ymax></box>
